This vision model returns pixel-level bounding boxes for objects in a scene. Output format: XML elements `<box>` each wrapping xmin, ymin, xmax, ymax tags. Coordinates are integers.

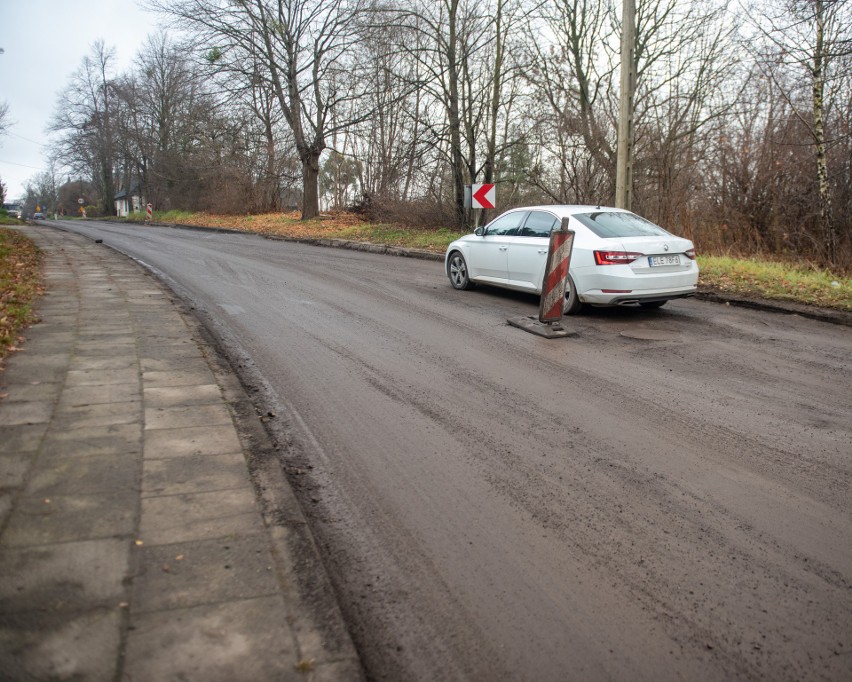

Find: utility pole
<box><xmin>615</xmin><ymin>0</ymin><xmax>636</xmax><ymax>210</ymax></box>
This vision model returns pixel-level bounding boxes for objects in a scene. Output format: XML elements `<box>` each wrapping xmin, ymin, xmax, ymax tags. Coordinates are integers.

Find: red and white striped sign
<box><xmin>471</xmin><ymin>183</ymin><xmax>495</xmax><ymax>209</ymax></box>
<box><xmin>146</xmin><ymin>203</ymin><xmax>153</xmax><ymax>221</ymax></box>
<box><xmin>539</xmin><ymin>226</ymin><xmax>575</xmax><ymax>323</ymax></box>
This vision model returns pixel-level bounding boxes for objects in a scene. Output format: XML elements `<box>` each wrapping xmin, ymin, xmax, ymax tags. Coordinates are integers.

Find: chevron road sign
<box><xmin>471</xmin><ymin>183</ymin><xmax>495</xmax><ymax>209</ymax></box>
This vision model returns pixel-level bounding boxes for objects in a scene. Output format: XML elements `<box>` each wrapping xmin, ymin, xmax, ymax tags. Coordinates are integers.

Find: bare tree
<box><xmin>527</xmin><ymin>0</ymin><xmax>740</xmax><ymax>227</ymax></box>
<box><xmin>0</xmin><ymin>101</ymin><xmax>8</xmax><ymax>202</ymax></box>
<box><xmin>394</xmin><ymin>0</ymin><xmax>485</xmax><ymax>225</ymax></box>
<box><xmin>0</xmin><ymin>101</ymin><xmax>10</xmax><ymax>139</ymax></box>
<box><xmin>829</xmin><ymin>38</ymin><xmax>852</xmax><ymax>253</ymax></box>
<box><xmin>630</xmin><ymin>0</ymin><xmax>740</xmax><ymax>227</ymax></box>
<box><xmin>149</xmin><ymin>0</ymin><xmax>372</xmax><ymax>220</ymax></box>
<box><xmin>243</xmin><ymin>65</ymin><xmax>289</xmax><ymax>212</ymax></box>
<box><xmin>115</xmin><ymin>32</ymin><xmax>232</xmax><ymax>210</ymax></box>
<box><xmin>22</xmin><ymin>170</ymin><xmax>58</xmax><ymax>217</ymax></box>
<box><xmin>478</xmin><ymin>0</ymin><xmax>530</xmax><ymax>225</ymax></box>
<box><xmin>344</xmin><ymin>16</ymin><xmax>420</xmax><ymax>205</ymax></box>
<box><xmin>526</xmin><ymin>0</ymin><xmax>618</xmax><ymax>202</ymax></box>
<box><xmin>117</xmin><ymin>33</ymin><xmax>193</xmax><ymax>206</ymax></box>
<box><xmin>746</xmin><ymin>0</ymin><xmax>851</xmax><ymax>263</ymax></box>
<box><xmin>203</xmin><ymin>30</ymin><xmax>295</xmax><ymax>212</ymax></box>
<box><xmin>49</xmin><ymin>41</ymin><xmax>120</xmax><ymax>216</ymax></box>
<box><xmin>387</xmin><ymin>0</ymin><xmax>528</xmax><ymax>227</ymax></box>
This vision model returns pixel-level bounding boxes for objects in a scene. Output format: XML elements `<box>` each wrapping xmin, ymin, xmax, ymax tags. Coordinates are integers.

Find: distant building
<box><xmin>114</xmin><ymin>183</ymin><xmax>143</xmax><ymax>217</ymax></box>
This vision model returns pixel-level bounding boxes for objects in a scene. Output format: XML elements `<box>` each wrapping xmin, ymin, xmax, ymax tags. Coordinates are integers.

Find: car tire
<box><xmin>448</xmin><ymin>251</ymin><xmax>474</xmax><ymax>290</ymax></box>
<box><xmin>563</xmin><ymin>274</ymin><xmax>582</xmax><ymax>314</ymax></box>
<box><xmin>639</xmin><ymin>300</ymin><xmax>667</xmax><ymax>309</ymax></box>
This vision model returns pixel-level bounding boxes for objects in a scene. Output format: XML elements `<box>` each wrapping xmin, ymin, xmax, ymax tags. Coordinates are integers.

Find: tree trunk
<box><xmin>812</xmin><ymin>0</ymin><xmax>835</xmax><ymax>262</ymax></box>
<box><xmin>101</xmin><ymin>155</ymin><xmax>115</xmax><ymax>216</ymax></box>
<box><xmin>481</xmin><ymin>0</ymin><xmax>505</xmax><ymax>227</ymax></box>
<box><xmin>446</xmin><ymin>0</ymin><xmax>467</xmax><ymax>228</ymax></box>
<box><xmin>301</xmin><ymin>151</ymin><xmax>321</xmax><ymax>220</ymax></box>
<box><xmin>264</xmin><ymin>120</ymin><xmax>281</xmax><ymax>212</ymax></box>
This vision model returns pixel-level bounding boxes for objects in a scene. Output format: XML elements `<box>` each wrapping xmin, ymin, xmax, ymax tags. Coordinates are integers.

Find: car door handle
<box><xmin>499</xmin><ymin>246</ymin><xmax>508</xmax><ymax>251</ymax></box>
<box><xmin>538</xmin><ymin>249</ymin><xmax>548</xmax><ymax>254</ymax></box>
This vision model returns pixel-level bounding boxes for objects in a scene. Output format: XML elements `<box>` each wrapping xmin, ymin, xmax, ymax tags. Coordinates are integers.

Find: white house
<box><xmin>114</xmin><ymin>183</ymin><xmax>143</xmax><ymax>217</ymax></box>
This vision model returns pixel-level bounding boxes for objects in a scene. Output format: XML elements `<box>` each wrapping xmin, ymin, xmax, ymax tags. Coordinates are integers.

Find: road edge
<box><xmin>192</xmin><ymin>309</ymin><xmax>366</xmax><ymax>680</ymax></box>
<box><xmin>144</xmin><ymin>219</ymin><xmax>852</xmax><ymax>328</ymax></box>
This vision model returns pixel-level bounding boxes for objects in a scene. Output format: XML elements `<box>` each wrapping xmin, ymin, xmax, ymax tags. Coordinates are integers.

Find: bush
<box><xmin>350</xmin><ymin>194</ymin><xmax>458</xmax><ymax>229</ymax></box>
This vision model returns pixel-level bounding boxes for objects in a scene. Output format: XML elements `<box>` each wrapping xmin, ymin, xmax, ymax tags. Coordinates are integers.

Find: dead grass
<box><xmin>127</xmin><ymin>209</ymin><xmax>367</xmax><ymax>236</ymax></box>
<box><xmin>0</xmin><ymin>228</ymin><xmax>44</xmax><ymax>365</ymax></box>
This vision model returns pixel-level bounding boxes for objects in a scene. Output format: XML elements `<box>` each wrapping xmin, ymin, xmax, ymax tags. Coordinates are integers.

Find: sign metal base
<box><xmin>507</xmin><ymin>316</ymin><xmax>576</xmax><ymax>339</ymax></box>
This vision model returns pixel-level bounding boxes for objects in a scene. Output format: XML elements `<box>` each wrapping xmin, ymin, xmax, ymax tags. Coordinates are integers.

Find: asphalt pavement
<box><xmin>0</xmin><ymin>226</ymin><xmax>363</xmax><ymax>681</ymax></box>
<box><xmin>2</xmin><ymin>219</ymin><xmax>850</xmax><ymax>681</ymax></box>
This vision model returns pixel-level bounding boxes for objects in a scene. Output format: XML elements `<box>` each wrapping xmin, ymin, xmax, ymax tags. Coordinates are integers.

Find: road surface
<box><xmin>48</xmin><ymin>220</ymin><xmax>852</xmax><ymax>681</ymax></box>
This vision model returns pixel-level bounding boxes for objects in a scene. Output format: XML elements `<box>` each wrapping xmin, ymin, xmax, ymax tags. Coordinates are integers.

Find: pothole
<box><xmin>619</xmin><ymin>328</ymin><xmax>681</xmax><ymax>341</ymax></box>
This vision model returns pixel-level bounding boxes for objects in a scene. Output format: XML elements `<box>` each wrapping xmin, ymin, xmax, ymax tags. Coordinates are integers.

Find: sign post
<box><xmin>507</xmin><ymin>217</ymin><xmax>576</xmax><ymax>339</ymax></box>
<box><xmin>146</xmin><ymin>203</ymin><xmax>153</xmax><ymax>222</ymax></box>
<box><xmin>539</xmin><ymin>219</ymin><xmax>574</xmax><ymax>323</ymax></box>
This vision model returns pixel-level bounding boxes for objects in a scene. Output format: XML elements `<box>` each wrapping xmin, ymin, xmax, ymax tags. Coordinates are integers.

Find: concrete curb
<box><xmin>695</xmin><ymin>290</ymin><xmax>852</xmax><ymax>327</ymax></box>
<box><xmin>158</xmin><ymin>280</ymin><xmax>366</xmax><ymax>681</ymax></box>
<box><xmin>185</xmin><ymin>300</ymin><xmax>362</xmax><ymax>680</ymax></box>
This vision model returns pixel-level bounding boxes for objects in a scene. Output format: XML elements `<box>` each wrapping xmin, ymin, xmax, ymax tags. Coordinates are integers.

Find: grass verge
<box><xmin>0</xmin><ymin>213</ymin><xmax>22</xmax><ymax>226</ymax></box>
<box><xmin>697</xmin><ymin>256</ymin><xmax>851</xmax><ymax>311</ymax></box>
<box><xmin>0</xmin><ymin>228</ymin><xmax>44</xmax><ymax>363</ymax></box>
<box><xmin>120</xmin><ymin>209</ymin><xmax>851</xmax><ymax>312</ymax></box>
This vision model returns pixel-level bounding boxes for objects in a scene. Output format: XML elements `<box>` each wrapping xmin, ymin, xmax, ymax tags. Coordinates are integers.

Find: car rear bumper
<box><xmin>575</xmin><ymin>264</ymin><xmax>698</xmax><ymax>305</ymax></box>
<box><xmin>581</xmin><ymin>284</ymin><xmax>698</xmax><ymax>305</ymax></box>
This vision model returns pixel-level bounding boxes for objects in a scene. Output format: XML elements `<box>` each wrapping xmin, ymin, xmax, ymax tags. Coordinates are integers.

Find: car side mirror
<box><xmin>474</xmin><ymin>227</ymin><xmax>484</xmax><ymax>237</ymax></box>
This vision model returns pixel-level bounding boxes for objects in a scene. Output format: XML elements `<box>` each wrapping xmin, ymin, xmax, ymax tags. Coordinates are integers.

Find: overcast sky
<box><xmin>0</xmin><ymin>0</ymin><xmax>165</xmax><ymax>200</ymax></box>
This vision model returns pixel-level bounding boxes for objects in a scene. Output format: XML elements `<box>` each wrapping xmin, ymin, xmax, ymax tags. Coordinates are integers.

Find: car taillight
<box><xmin>594</xmin><ymin>250</ymin><xmax>643</xmax><ymax>265</ymax></box>
<box><xmin>684</xmin><ymin>248</ymin><xmax>696</xmax><ymax>260</ymax></box>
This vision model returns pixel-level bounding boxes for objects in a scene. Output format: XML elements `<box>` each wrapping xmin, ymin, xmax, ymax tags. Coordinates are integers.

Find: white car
<box><xmin>445</xmin><ymin>205</ymin><xmax>698</xmax><ymax>313</ymax></box>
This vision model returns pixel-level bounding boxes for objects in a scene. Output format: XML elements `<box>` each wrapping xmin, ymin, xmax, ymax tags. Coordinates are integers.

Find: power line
<box><xmin>7</xmin><ymin>132</ymin><xmax>47</xmax><ymax>147</ymax></box>
<box><xmin>0</xmin><ymin>158</ymin><xmax>46</xmax><ymax>170</ymax></box>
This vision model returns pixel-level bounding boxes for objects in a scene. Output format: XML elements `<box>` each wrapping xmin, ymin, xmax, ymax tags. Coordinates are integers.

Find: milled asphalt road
<box><xmin>0</xmin><ymin>227</ymin><xmax>363</xmax><ymax>681</ymax></box>
<box><xmin>4</xmin><ymin>219</ymin><xmax>852</xmax><ymax>681</ymax></box>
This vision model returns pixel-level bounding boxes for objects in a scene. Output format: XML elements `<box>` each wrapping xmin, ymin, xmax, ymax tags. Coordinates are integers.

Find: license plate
<box><xmin>649</xmin><ymin>255</ymin><xmax>680</xmax><ymax>267</ymax></box>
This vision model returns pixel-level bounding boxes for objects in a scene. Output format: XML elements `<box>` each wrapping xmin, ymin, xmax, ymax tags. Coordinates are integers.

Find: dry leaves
<box><xmin>0</xmin><ymin>229</ymin><xmax>44</xmax><ymax>364</ymax></box>
<box><xmin>171</xmin><ymin>210</ymin><xmax>369</xmax><ymax>239</ymax></box>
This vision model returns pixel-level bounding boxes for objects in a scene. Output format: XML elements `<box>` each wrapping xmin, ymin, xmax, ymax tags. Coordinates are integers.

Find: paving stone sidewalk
<box><xmin>0</xmin><ymin>227</ymin><xmax>362</xmax><ymax>681</ymax></box>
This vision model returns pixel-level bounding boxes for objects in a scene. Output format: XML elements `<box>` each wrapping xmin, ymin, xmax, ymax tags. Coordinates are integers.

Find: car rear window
<box><xmin>573</xmin><ymin>211</ymin><xmax>672</xmax><ymax>238</ymax></box>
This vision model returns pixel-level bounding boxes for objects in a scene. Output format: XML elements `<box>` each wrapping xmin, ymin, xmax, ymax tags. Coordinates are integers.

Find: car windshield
<box><xmin>574</xmin><ymin>211</ymin><xmax>672</xmax><ymax>238</ymax></box>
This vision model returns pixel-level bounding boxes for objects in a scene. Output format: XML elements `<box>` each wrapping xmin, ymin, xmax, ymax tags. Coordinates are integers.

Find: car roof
<box><xmin>501</xmin><ymin>205</ymin><xmax>629</xmax><ymax>217</ymax></box>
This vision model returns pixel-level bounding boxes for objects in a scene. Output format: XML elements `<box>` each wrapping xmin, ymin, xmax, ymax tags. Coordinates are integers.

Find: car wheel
<box><xmin>448</xmin><ymin>251</ymin><xmax>474</xmax><ymax>290</ymax></box>
<box><xmin>639</xmin><ymin>300</ymin><xmax>667</xmax><ymax>309</ymax></box>
<box><xmin>563</xmin><ymin>274</ymin><xmax>582</xmax><ymax>314</ymax></box>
